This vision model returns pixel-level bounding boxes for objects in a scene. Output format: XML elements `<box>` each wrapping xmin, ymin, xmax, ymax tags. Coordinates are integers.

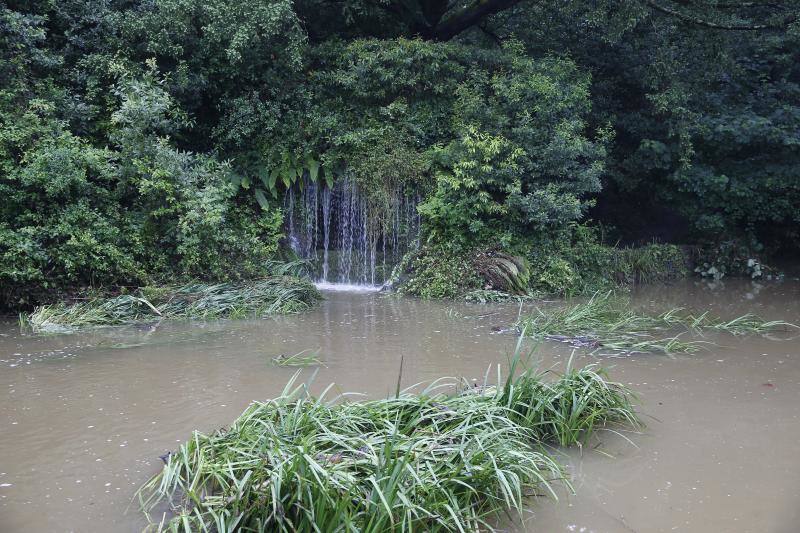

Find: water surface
<box><xmin>1</xmin><ymin>280</ymin><xmax>798</xmax><ymax>532</ymax></box>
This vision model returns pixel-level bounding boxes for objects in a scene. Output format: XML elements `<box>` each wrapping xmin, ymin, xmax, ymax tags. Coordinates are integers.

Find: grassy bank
<box><xmin>138</xmin><ymin>354</ymin><xmax>639</xmax><ymax>531</ymax></box>
<box><xmin>21</xmin><ymin>277</ymin><xmax>321</xmax><ymax>333</ymax></box>
<box><xmin>395</xmin><ymin>236</ymin><xmax>691</xmax><ymax>301</ymax></box>
<box><xmin>518</xmin><ymin>291</ymin><xmax>797</xmax><ymax>354</ymax></box>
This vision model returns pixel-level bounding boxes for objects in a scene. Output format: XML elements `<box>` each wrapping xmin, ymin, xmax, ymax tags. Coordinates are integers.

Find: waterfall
<box><xmin>284</xmin><ymin>176</ymin><xmax>420</xmax><ymax>286</ymax></box>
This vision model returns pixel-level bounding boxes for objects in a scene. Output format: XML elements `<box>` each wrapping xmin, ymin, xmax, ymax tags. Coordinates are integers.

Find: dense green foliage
<box><xmin>2</xmin><ymin>0</ymin><xmax>798</xmax><ymax>306</ymax></box>
<box><xmin>509</xmin><ymin>3</ymin><xmax>800</xmax><ymax>250</ymax></box>
<box><xmin>397</xmin><ymin>227</ymin><xmax>688</xmax><ymax>298</ymax></box>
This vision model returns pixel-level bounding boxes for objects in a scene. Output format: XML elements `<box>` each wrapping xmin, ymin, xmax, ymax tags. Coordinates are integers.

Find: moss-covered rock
<box><xmin>393</xmin><ymin>245</ymin><xmax>481</xmax><ymax>299</ymax></box>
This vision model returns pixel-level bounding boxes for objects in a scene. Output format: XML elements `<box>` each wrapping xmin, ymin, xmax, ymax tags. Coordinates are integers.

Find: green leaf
<box><xmin>307</xmin><ymin>156</ymin><xmax>320</xmax><ymax>182</ymax></box>
<box><xmin>259</xmin><ymin>168</ymin><xmax>270</xmax><ymax>189</ymax></box>
<box><xmin>268</xmin><ymin>168</ymin><xmax>280</xmax><ymax>189</ymax></box>
<box><xmin>324</xmin><ymin>167</ymin><xmax>334</xmax><ymax>189</ymax></box>
<box><xmin>254</xmin><ymin>188</ymin><xmax>270</xmax><ymax>209</ymax></box>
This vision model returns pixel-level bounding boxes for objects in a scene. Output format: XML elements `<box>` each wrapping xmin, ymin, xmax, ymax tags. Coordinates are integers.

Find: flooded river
<box><xmin>1</xmin><ymin>280</ymin><xmax>799</xmax><ymax>532</ymax></box>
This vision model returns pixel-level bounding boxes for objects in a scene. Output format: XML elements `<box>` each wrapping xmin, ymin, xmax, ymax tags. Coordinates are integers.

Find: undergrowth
<box><xmin>396</xmin><ymin>226</ymin><xmax>690</xmax><ymax>301</ymax></box>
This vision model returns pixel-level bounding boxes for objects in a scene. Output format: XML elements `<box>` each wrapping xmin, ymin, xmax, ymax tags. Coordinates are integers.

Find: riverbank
<box><xmin>20</xmin><ymin>277</ymin><xmax>321</xmax><ymax>333</ymax></box>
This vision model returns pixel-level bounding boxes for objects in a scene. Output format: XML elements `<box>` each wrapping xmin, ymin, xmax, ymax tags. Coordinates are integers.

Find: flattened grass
<box><xmin>23</xmin><ymin>277</ymin><xmax>321</xmax><ymax>332</ymax></box>
<box><xmin>518</xmin><ymin>291</ymin><xmax>797</xmax><ymax>354</ymax></box>
<box><xmin>464</xmin><ymin>289</ymin><xmax>533</xmax><ymax>304</ymax></box>
<box><xmin>271</xmin><ymin>349</ymin><xmax>323</xmax><ymax>367</ymax></box>
<box><xmin>138</xmin><ymin>349</ymin><xmax>639</xmax><ymax>532</ymax></box>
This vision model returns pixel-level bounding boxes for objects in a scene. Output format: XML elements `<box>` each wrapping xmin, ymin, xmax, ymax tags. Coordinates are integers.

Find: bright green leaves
<box><xmin>306</xmin><ymin>155</ymin><xmax>320</xmax><ymax>182</ymax></box>
<box><xmin>420</xmin><ymin>127</ymin><xmax>522</xmax><ymax>245</ymax></box>
<box><xmin>414</xmin><ymin>46</ymin><xmax>603</xmax><ymax>249</ymax></box>
<box><xmin>239</xmin><ymin>153</ymin><xmax>329</xmax><ymax>208</ymax></box>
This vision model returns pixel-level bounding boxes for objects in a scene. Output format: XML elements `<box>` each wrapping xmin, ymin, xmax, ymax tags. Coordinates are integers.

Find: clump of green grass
<box><xmin>657</xmin><ymin>308</ymin><xmax>795</xmax><ymax>335</ymax></box>
<box><xmin>518</xmin><ymin>291</ymin><xmax>797</xmax><ymax>354</ymax></box>
<box><xmin>23</xmin><ymin>277</ymin><xmax>321</xmax><ymax>332</ymax></box>
<box><xmin>271</xmin><ymin>348</ymin><xmax>322</xmax><ymax>367</ymax></box>
<box><xmin>265</xmin><ymin>259</ymin><xmax>314</xmax><ymax>278</ymax></box>
<box><xmin>611</xmin><ymin>243</ymin><xmax>689</xmax><ymax>285</ymax></box>
<box><xmin>500</xmin><ymin>356</ymin><xmax>640</xmax><ymax>447</ymax></box>
<box><xmin>138</xmin><ymin>349</ymin><xmax>639</xmax><ymax>531</ymax></box>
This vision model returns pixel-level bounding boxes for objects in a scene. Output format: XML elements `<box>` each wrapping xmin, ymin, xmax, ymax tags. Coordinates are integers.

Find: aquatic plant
<box><xmin>23</xmin><ymin>278</ymin><xmax>322</xmax><ymax>332</ymax></box>
<box><xmin>139</xmin><ymin>352</ymin><xmax>639</xmax><ymax>531</ymax></box>
<box><xmin>464</xmin><ymin>289</ymin><xmax>532</xmax><ymax>304</ymax></box>
<box><xmin>518</xmin><ymin>291</ymin><xmax>797</xmax><ymax>354</ymax></box>
<box><xmin>657</xmin><ymin>309</ymin><xmax>795</xmax><ymax>336</ymax></box>
<box><xmin>271</xmin><ymin>349</ymin><xmax>323</xmax><ymax>367</ymax></box>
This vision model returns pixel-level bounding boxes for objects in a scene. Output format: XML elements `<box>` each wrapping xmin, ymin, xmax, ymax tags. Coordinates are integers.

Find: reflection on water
<box><xmin>1</xmin><ymin>279</ymin><xmax>799</xmax><ymax>532</ymax></box>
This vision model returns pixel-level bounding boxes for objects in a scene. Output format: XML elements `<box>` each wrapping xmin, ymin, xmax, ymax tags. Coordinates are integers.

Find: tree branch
<box><xmin>478</xmin><ymin>21</ymin><xmax>502</xmax><ymax>44</ymax></box>
<box><xmin>419</xmin><ymin>0</ymin><xmax>451</xmax><ymax>28</ymax></box>
<box><xmin>427</xmin><ymin>0</ymin><xmax>524</xmax><ymax>40</ymax></box>
<box><xmin>645</xmin><ymin>0</ymin><xmax>793</xmax><ymax>29</ymax></box>
<box><xmin>712</xmin><ymin>2</ymin><xmax>787</xmax><ymax>8</ymax></box>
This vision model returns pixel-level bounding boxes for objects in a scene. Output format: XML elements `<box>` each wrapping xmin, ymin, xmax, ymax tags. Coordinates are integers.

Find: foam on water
<box><xmin>314</xmin><ymin>281</ymin><xmax>382</xmax><ymax>292</ymax></box>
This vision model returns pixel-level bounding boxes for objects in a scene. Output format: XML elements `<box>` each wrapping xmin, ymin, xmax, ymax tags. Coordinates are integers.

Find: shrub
<box><xmin>0</xmin><ymin>67</ymin><xmax>285</xmax><ymax>310</ymax></box>
<box><xmin>692</xmin><ymin>239</ymin><xmax>774</xmax><ymax>280</ymax></box>
<box><xmin>394</xmin><ymin>245</ymin><xmax>481</xmax><ymax>299</ymax></box>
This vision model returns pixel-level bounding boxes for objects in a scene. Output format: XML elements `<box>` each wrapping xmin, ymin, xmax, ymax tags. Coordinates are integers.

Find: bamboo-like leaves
<box><xmin>254</xmin><ymin>187</ymin><xmax>270</xmax><ymax>209</ymax></box>
<box><xmin>138</xmin><ymin>347</ymin><xmax>640</xmax><ymax>531</ymax></box>
<box><xmin>243</xmin><ymin>153</ymin><xmax>334</xmax><ymax>207</ymax></box>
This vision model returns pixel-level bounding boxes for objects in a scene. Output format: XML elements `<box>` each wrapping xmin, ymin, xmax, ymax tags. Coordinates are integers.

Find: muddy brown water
<box><xmin>1</xmin><ymin>280</ymin><xmax>799</xmax><ymax>532</ymax></box>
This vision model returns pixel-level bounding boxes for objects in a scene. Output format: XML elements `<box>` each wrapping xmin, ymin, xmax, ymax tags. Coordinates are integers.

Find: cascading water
<box><xmin>285</xmin><ymin>176</ymin><xmax>420</xmax><ymax>288</ymax></box>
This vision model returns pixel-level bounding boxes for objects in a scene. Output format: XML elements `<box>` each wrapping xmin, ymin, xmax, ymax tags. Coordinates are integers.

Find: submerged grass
<box><xmin>464</xmin><ymin>289</ymin><xmax>533</xmax><ymax>304</ymax></box>
<box><xmin>23</xmin><ymin>277</ymin><xmax>322</xmax><ymax>333</ymax></box>
<box><xmin>518</xmin><ymin>291</ymin><xmax>797</xmax><ymax>354</ymax></box>
<box><xmin>138</xmin><ymin>346</ymin><xmax>639</xmax><ymax>532</ymax></box>
<box><xmin>271</xmin><ymin>349</ymin><xmax>323</xmax><ymax>367</ymax></box>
